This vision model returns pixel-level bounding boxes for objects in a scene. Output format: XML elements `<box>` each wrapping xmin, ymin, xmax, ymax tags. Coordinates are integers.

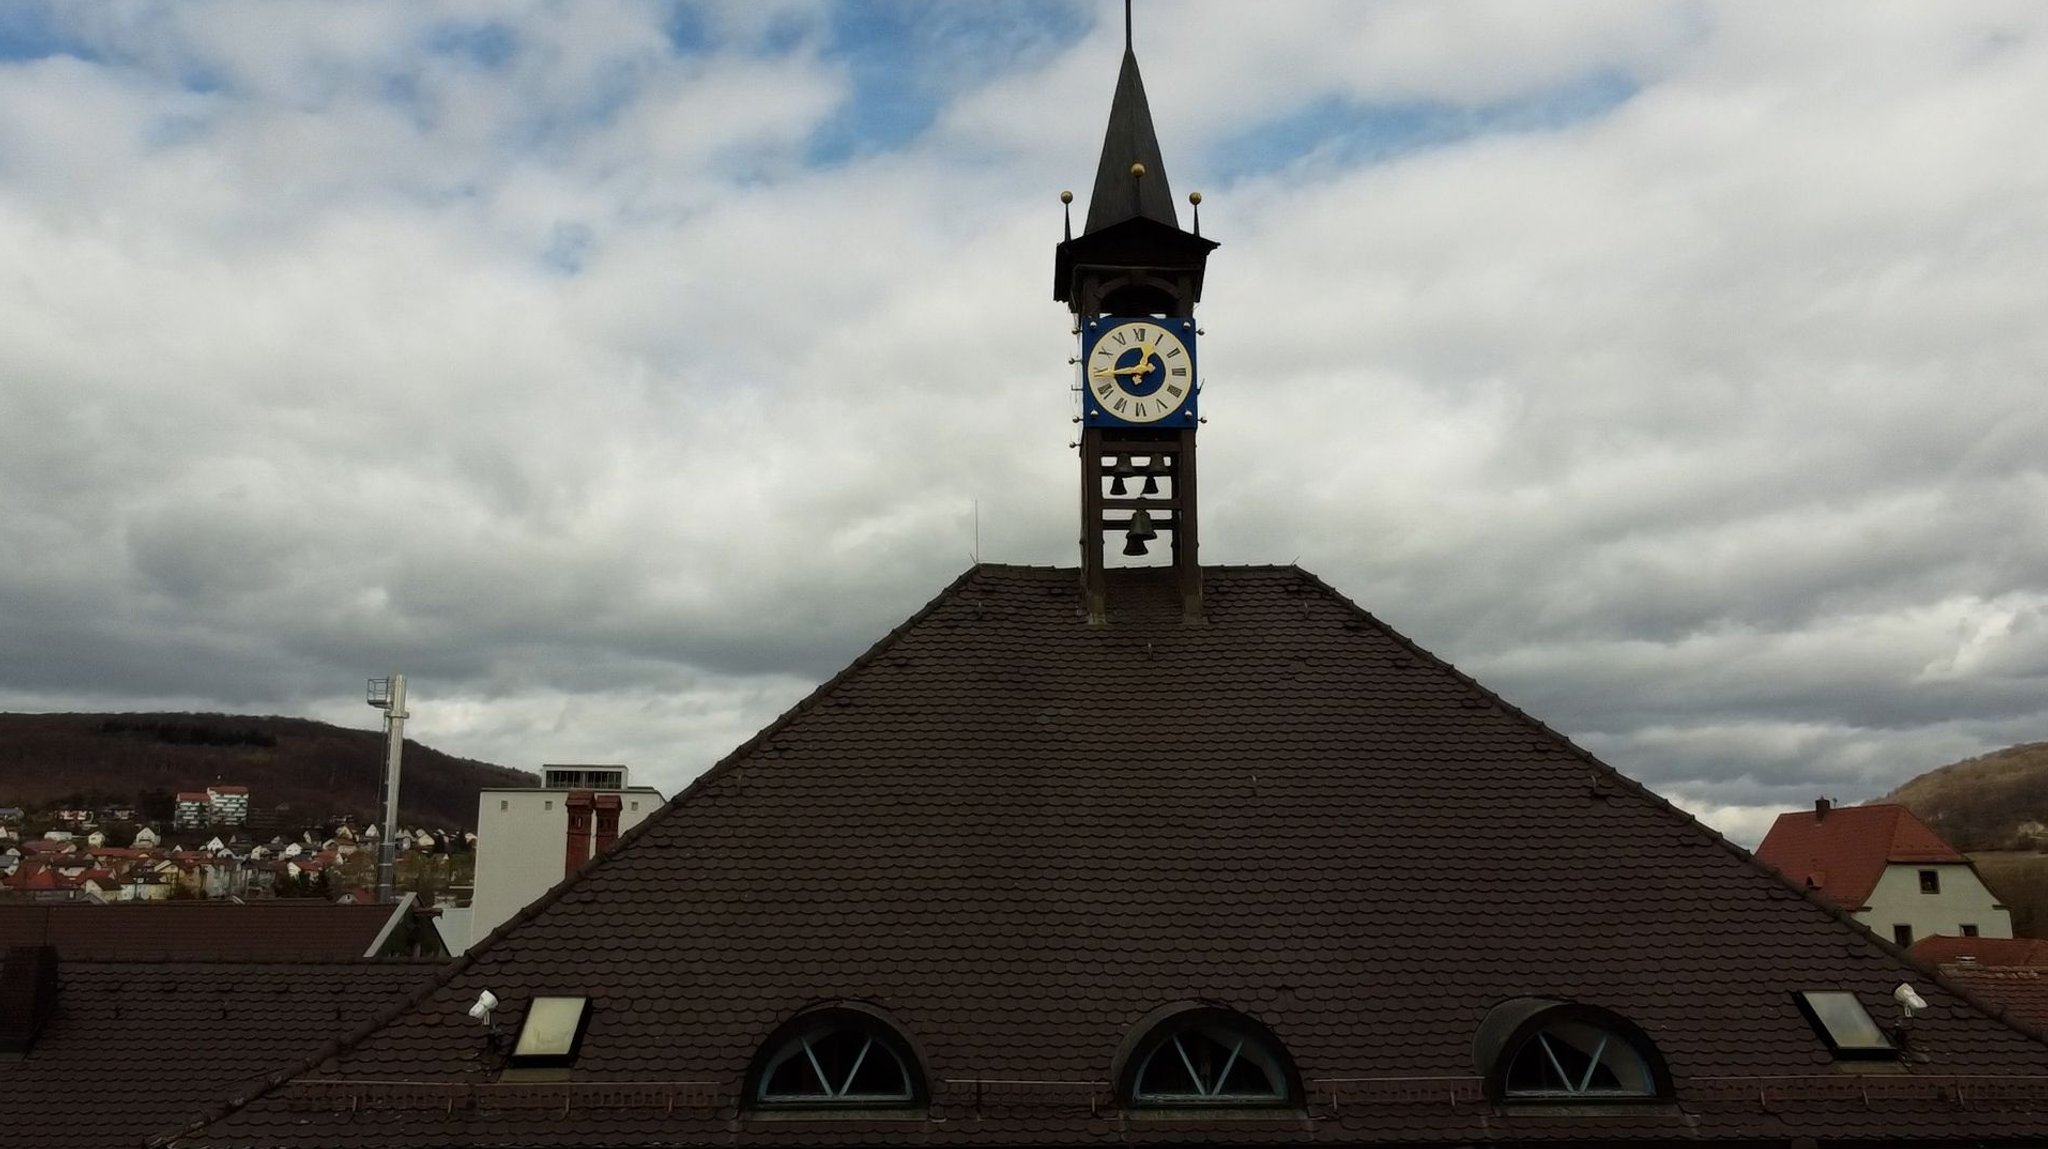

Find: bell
<box><xmin>1141</xmin><ymin>473</ymin><xmax>1160</xmax><ymax>496</ymax></box>
<box><xmin>1123</xmin><ymin>504</ymin><xmax>1157</xmax><ymax>555</ymax></box>
<box><xmin>1109</xmin><ymin>456</ymin><xmax>1135</xmax><ymax>497</ymax></box>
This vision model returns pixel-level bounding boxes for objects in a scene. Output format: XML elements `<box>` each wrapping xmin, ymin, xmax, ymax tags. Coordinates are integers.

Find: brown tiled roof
<box><xmin>0</xmin><ymin>901</ymin><xmax>412</xmax><ymax>959</ymax></box>
<box><xmin>172</xmin><ymin>567</ymin><xmax>2048</xmax><ymax>1147</ymax></box>
<box><xmin>1915</xmin><ymin>935</ymin><xmax>2048</xmax><ymax>967</ymax></box>
<box><xmin>1754</xmin><ymin>802</ymin><xmax>1969</xmax><ymax>909</ymax></box>
<box><xmin>0</xmin><ymin>958</ymin><xmax>439</xmax><ymax>1149</ymax></box>
<box><xmin>1940</xmin><ymin>964</ymin><xmax>2048</xmax><ymax>1031</ymax></box>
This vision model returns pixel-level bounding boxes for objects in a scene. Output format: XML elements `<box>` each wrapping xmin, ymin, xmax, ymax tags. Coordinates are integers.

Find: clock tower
<box><xmin>1055</xmin><ymin>9</ymin><xmax>1217</xmax><ymax>625</ymax></box>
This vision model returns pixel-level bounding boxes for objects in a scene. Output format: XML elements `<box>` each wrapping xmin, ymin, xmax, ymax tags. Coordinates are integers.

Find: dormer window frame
<box><xmin>1474</xmin><ymin>999</ymin><xmax>1673</xmax><ymax>1106</ymax></box>
<box><xmin>746</xmin><ymin>1004</ymin><xmax>927</xmax><ymax>1111</ymax></box>
<box><xmin>1116</xmin><ymin>1004</ymin><xmax>1300</xmax><ymax>1111</ymax></box>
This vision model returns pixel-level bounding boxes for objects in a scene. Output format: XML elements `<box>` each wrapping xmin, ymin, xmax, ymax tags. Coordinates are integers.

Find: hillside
<box><xmin>1885</xmin><ymin>742</ymin><xmax>2048</xmax><ymax>851</ymax></box>
<box><xmin>0</xmin><ymin>712</ymin><xmax>536</xmax><ymax>832</ymax></box>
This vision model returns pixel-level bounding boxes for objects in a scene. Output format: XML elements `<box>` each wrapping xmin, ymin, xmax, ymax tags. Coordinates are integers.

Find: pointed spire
<box><xmin>1083</xmin><ymin>35</ymin><xmax>1177</xmax><ymax>234</ymax></box>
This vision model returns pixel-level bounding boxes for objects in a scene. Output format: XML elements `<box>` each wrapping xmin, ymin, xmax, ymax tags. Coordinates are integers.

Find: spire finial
<box><xmin>1124</xmin><ymin>0</ymin><xmax>1133</xmax><ymax>52</ymax></box>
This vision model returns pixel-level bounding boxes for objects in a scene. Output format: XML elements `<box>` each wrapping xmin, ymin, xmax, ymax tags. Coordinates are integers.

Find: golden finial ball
<box><xmin>1188</xmin><ymin>191</ymin><xmax>1202</xmax><ymax>205</ymax></box>
<box><xmin>1130</xmin><ymin>161</ymin><xmax>1146</xmax><ymax>178</ymax></box>
<box><xmin>1060</xmin><ymin>190</ymin><xmax>1073</xmax><ymax>204</ymax></box>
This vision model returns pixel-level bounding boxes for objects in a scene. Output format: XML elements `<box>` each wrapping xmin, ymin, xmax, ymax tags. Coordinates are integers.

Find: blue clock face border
<box><xmin>1080</xmin><ymin>316</ymin><xmax>1198</xmax><ymax>428</ymax></box>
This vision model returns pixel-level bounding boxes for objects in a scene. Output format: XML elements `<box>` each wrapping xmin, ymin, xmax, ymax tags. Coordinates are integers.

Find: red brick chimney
<box><xmin>593</xmin><ymin>793</ymin><xmax>622</xmax><ymax>856</ymax></box>
<box><xmin>564</xmin><ymin>790</ymin><xmax>594</xmax><ymax>879</ymax></box>
<box><xmin>1815</xmin><ymin>797</ymin><xmax>1831</xmax><ymax>822</ymax></box>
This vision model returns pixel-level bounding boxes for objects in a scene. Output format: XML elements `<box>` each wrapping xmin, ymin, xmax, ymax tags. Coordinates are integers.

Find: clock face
<box><xmin>1082</xmin><ymin>317</ymin><xmax>1196</xmax><ymax>427</ymax></box>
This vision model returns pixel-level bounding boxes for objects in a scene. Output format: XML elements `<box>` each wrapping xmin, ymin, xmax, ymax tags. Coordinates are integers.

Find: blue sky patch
<box><xmin>424</xmin><ymin>20</ymin><xmax>518</xmax><ymax>71</ymax></box>
<box><xmin>805</xmin><ymin>0</ymin><xmax>1091</xmax><ymax>166</ymax></box>
<box><xmin>0</xmin><ymin>5</ymin><xmax>86</xmax><ymax>64</ymax></box>
<box><xmin>1211</xmin><ymin>68</ymin><xmax>1639</xmax><ymax>183</ymax></box>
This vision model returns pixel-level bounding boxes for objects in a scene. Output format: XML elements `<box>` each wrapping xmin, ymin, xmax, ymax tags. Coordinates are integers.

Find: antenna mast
<box><xmin>366</xmin><ymin>673</ymin><xmax>409</xmax><ymax>903</ymax></box>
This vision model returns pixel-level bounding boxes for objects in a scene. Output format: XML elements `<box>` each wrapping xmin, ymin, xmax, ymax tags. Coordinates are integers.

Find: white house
<box><xmin>1756</xmin><ymin>799</ymin><xmax>2013</xmax><ymax>947</ymax></box>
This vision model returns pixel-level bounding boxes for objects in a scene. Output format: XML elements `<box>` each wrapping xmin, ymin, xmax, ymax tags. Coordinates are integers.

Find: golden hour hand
<box><xmin>1092</xmin><ymin>360</ymin><xmax>1157</xmax><ymax>377</ymax></box>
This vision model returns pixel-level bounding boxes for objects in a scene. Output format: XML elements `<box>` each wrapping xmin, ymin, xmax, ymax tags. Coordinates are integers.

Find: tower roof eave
<box><xmin>1053</xmin><ymin>217</ymin><xmax>1218</xmax><ymax>306</ymax></box>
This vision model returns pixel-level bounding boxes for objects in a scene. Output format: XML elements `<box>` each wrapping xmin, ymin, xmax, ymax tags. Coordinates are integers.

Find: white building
<box><xmin>172</xmin><ymin>792</ymin><xmax>210</xmax><ymax>829</ymax></box>
<box><xmin>1756</xmin><ymin>799</ymin><xmax>2013</xmax><ymax>947</ymax></box>
<box><xmin>206</xmin><ymin>785</ymin><xmax>250</xmax><ymax>825</ymax></box>
<box><xmin>462</xmin><ymin>764</ymin><xmax>663</xmax><ymax>954</ymax></box>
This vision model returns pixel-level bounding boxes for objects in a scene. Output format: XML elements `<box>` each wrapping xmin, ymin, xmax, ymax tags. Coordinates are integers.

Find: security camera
<box><xmin>468</xmin><ymin>990</ymin><xmax>498</xmax><ymax>1024</ymax></box>
<box><xmin>1894</xmin><ymin>983</ymin><xmax>1928</xmax><ymax>1018</ymax></box>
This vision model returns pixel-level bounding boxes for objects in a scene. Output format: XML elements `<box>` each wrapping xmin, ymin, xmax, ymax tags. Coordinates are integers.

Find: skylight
<box><xmin>510</xmin><ymin>996</ymin><xmax>591</xmax><ymax>1065</ymax></box>
<box><xmin>1795</xmin><ymin>991</ymin><xmax>1895</xmax><ymax>1058</ymax></box>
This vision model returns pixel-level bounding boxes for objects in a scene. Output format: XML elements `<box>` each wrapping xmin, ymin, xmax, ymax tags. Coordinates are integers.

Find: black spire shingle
<box><xmin>1083</xmin><ymin>46</ymin><xmax>1177</xmax><ymax>234</ymax></box>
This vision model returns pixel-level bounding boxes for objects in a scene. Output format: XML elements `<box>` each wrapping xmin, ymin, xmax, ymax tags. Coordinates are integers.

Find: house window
<box><xmin>499</xmin><ymin>800</ymin><xmax>509</xmax><ymax>812</ymax></box>
<box><xmin>1893</xmin><ymin>924</ymin><xmax>1913</xmax><ymax>946</ymax></box>
<box><xmin>1919</xmin><ymin>869</ymin><xmax>1940</xmax><ymax>894</ymax></box>
<box><xmin>1120</xmin><ymin>1007</ymin><xmax>1294</xmax><ymax>1107</ymax></box>
<box><xmin>1961</xmin><ymin>924</ymin><xmax>1979</xmax><ymax>937</ymax></box>
<box><xmin>1474</xmin><ymin>999</ymin><xmax>1670</xmax><ymax>1104</ymax></box>
<box><xmin>750</xmin><ymin>1008</ymin><xmax>922</xmax><ymax>1107</ymax></box>
<box><xmin>544</xmin><ymin>800</ymin><xmax>553</xmax><ymax>811</ymax></box>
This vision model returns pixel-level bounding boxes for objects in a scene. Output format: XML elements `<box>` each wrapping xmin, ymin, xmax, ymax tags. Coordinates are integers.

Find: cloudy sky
<box><xmin>3</xmin><ymin>1</ymin><xmax>2044</xmax><ymax>846</ymax></box>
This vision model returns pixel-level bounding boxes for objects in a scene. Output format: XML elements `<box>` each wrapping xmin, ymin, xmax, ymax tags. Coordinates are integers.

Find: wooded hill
<box><xmin>1885</xmin><ymin>742</ymin><xmax>2048</xmax><ymax>852</ymax></box>
<box><xmin>1883</xmin><ymin>743</ymin><xmax>2048</xmax><ymax>939</ymax></box>
<box><xmin>0</xmin><ymin>712</ymin><xmax>536</xmax><ymax>832</ymax></box>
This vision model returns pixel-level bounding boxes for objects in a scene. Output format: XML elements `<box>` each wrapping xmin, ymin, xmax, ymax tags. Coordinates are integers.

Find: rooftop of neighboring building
<box><xmin>0</xmin><ymin>952</ymin><xmax>440</xmax><ymax>1149</ymax></box>
<box><xmin>1754</xmin><ymin>799</ymin><xmax>1971</xmax><ymax>909</ymax></box>
<box><xmin>0</xmin><ymin>897</ymin><xmax>447</xmax><ymax>959</ymax></box>
<box><xmin>1913</xmin><ymin>934</ymin><xmax>2048</xmax><ymax>967</ymax></box>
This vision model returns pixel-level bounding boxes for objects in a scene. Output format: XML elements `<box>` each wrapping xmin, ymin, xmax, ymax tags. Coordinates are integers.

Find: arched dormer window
<box><xmin>1118</xmin><ymin>1005</ymin><xmax>1297</xmax><ymax>1107</ymax></box>
<box><xmin>1474</xmin><ymin>999</ymin><xmax>1671</xmax><ymax>1103</ymax></box>
<box><xmin>748</xmin><ymin>1005</ymin><xmax>924</xmax><ymax>1108</ymax></box>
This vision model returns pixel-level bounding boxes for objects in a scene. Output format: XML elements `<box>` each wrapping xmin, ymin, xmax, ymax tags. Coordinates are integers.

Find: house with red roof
<box><xmin>1755</xmin><ymin>798</ymin><xmax>2013</xmax><ymax>947</ymax></box>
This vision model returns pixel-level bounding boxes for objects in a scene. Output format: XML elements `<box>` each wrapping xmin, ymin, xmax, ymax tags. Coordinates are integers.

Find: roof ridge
<box><xmin>154</xmin><ymin>564</ymin><xmax>990</xmax><ymax>1149</ymax></box>
<box><xmin>1290</xmin><ymin>565</ymin><xmax>2048</xmax><ymax>1047</ymax></box>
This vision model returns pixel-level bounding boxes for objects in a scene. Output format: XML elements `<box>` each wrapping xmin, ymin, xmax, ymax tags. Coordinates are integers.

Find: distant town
<box><xmin>0</xmin><ymin>782</ymin><xmax>475</xmax><ymax>905</ymax></box>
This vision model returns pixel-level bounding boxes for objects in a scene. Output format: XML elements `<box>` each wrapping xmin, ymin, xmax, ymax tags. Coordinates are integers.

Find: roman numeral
<box><xmin>1164</xmin><ymin>346</ymin><xmax>1182</xmax><ymax>358</ymax></box>
<box><xmin>1110</xmin><ymin>331</ymin><xmax>1126</xmax><ymax>345</ymax></box>
<box><xmin>1166</xmin><ymin>385</ymin><xmax>1184</xmax><ymax>398</ymax></box>
<box><xmin>1111</xmin><ymin>397</ymin><xmax>1127</xmax><ymax>412</ymax></box>
<box><xmin>1171</xmin><ymin>366</ymin><xmax>1187</xmax><ymax>376</ymax></box>
<box><xmin>1133</xmin><ymin>400</ymin><xmax>1150</xmax><ymax>417</ymax></box>
<box><xmin>1094</xmin><ymin>382</ymin><xmax>1113</xmax><ymax>399</ymax></box>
